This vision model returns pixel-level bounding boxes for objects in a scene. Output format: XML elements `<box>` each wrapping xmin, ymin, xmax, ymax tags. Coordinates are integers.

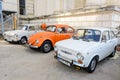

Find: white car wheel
<box><xmin>20</xmin><ymin>37</ymin><xmax>27</xmax><ymax>44</ymax></box>
<box><xmin>110</xmin><ymin>49</ymin><xmax>116</xmax><ymax>57</ymax></box>
<box><xmin>86</xmin><ymin>57</ymin><xmax>97</xmax><ymax>73</ymax></box>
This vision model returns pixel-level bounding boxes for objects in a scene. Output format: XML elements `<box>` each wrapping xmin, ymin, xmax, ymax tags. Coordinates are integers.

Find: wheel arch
<box><xmin>93</xmin><ymin>55</ymin><xmax>99</xmax><ymax>62</ymax></box>
<box><xmin>21</xmin><ymin>36</ymin><xmax>27</xmax><ymax>41</ymax></box>
<box><xmin>85</xmin><ymin>54</ymin><xmax>99</xmax><ymax>67</ymax></box>
<box><xmin>43</xmin><ymin>39</ymin><xmax>54</xmax><ymax>48</ymax></box>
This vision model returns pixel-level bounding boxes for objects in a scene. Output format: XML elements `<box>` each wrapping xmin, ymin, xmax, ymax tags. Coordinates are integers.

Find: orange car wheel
<box><xmin>41</xmin><ymin>41</ymin><xmax>52</xmax><ymax>53</ymax></box>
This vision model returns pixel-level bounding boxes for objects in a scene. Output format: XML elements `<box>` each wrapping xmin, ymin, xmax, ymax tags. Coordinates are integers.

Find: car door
<box><xmin>99</xmin><ymin>31</ymin><xmax>112</xmax><ymax>60</ymax></box>
<box><xmin>108</xmin><ymin>30</ymin><xmax>117</xmax><ymax>54</ymax></box>
<box><xmin>27</xmin><ymin>26</ymin><xmax>36</xmax><ymax>37</ymax></box>
<box><xmin>55</xmin><ymin>27</ymin><xmax>68</xmax><ymax>42</ymax></box>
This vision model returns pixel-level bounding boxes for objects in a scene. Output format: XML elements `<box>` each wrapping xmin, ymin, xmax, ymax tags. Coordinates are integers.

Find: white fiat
<box><xmin>54</xmin><ymin>28</ymin><xmax>118</xmax><ymax>73</ymax></box>
<box><xmin>3</xmin><ymin>24</ymin><xmax>41</xmax><ymax>44</ymax></box>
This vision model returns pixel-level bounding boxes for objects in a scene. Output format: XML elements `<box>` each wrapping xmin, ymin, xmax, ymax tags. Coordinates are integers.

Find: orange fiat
<box><xmin>27</xmin><ymin>24</ymin><xmax>75</xmax><ymax>53</ymax></box>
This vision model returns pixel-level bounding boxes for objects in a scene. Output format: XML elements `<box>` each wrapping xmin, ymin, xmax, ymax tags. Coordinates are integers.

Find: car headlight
<box><xmin>76</xmin><ymin>53</ymin><xmax>84</xmax><ymax>60</ymax></box>
<box><xmin>35</xmin><ymin>39</ymin><xmax>39</xmax><ymax>44</ymax></box>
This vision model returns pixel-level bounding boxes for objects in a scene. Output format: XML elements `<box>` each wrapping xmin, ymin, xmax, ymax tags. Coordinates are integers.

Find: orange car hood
<box><xmin>28</xmin><ymin>31</ymin><xmax>55</xmax><ymax>43</ymax></box>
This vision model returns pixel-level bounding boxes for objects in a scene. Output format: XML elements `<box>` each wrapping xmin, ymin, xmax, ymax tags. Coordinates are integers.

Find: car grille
<box><xmin>58</xmin><ymin>46</ymin><xmax>78</xmax><ymax>56</ymax></box>
<box><xmin>58</xmin><ymin>46</ymin><xmax>78</xmax><ymax>61</ymax></box>
<box><xmin>58</xmin><ymin>54</ymin><xmax>72</xmax><ymax>63</ymax></box>
<box><xmin>61</xmin><ymin>50</ymin><xmax>72</xmax><ymax>55</ymax></box>
<box><xmin>4</xmin><ymin>34</ymin><xmax>13</xmax><ymax>40</ymax></box>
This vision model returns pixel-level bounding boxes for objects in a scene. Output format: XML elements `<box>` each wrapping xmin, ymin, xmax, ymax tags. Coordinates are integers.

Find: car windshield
<box><xmin>46</xmin><ymin>25</ymin><xmax>56</xmax><ymax>32</ymax></box>
<box><xmin>17</xmin><ymin>25</ymin><xmax>28</xmax><ymax>30</ymax></box>
<box><xmin>72</xmin><ymin>29</ymin><xmax>101</xmax><ymax>42</ymax></box>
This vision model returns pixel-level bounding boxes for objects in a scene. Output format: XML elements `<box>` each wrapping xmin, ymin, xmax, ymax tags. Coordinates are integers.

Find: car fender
<box><xmin>37</xmin><ymin>37</ymin><xmax>54</xmax><ymax>48</ymax></box>
<box><xmin>16</xmin><ymin>31</ymin><xmax>28</xmax><ymax>40</ymax></box>
<box><xmin>84</xmin><ymin>52</ymin><xmax>99</xmax><ymax>67</ymax></box>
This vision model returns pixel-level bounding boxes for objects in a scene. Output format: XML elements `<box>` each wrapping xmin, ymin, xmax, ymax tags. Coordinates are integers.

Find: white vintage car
<box><xmin>54</xmin><ymin>28</ymin><xmax>118</xmax><ymax>73</ymax></box>
<box><xmin>3</xmin><ymin>24</ymin><xmax>41</xmax><ymax>44</ymax></box>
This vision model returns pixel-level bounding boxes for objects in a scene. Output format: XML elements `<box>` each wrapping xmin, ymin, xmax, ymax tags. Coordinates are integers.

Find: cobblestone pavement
<box><xmin>0</xmin><ymin>40</ymin><xmax>120</xmax><ymax>80</ymax></box>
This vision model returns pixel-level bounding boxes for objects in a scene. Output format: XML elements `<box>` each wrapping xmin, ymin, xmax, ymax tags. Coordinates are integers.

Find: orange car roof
<box><xmin>49</xmin><ymin>24</ymin><xmax>71</xmax><ymax>28</ymax></box>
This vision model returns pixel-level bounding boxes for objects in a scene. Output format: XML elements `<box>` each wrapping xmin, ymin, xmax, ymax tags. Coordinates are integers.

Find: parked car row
<box><xmin>2</xmin><ymin>24</ymin><xmax>118</xmax><ymax>73</ymax></box>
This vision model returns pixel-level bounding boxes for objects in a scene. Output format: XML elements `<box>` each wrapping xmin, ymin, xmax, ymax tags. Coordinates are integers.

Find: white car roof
<box><xmin>78</xmin><ymin>27</ymin><xmax>113</xmax><ymax>32</ymax></box>
<box><xmin>20</xmin><ymin>24</ymin><xmax>40</xmax><ymax>26</ymax></box>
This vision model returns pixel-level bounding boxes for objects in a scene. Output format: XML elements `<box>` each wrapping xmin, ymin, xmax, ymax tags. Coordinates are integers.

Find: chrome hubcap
<box><xmin>44</xmin><ymin>44</ymin><xmax>50</xmax><ymax>52</ymax></box>
<box><xmin>21</xmin><ymin>38</ymin><xmax>26</xmax><ymax>44</ymax></box>
<box><xmin>90</xmin><ymin>59</ymin><xmax>96</xmax><ymax>71</ymax></box>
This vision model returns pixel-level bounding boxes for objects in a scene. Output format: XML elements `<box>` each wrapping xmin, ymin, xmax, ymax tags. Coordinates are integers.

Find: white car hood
<box><xmin>4</xmin><ymin>30</ymin><xmax>26</xmax><ymax>35</ymax></box>
<box><xmin>56</xmin><ymin>38</ymin><xmax>99</xmax><ymax>53</ymax></box>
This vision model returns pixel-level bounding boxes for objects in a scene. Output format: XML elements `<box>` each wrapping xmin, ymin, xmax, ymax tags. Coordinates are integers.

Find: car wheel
<box><xmin>20</xmin><ymin>37</ymin><xmax>27</xmax><ymax>44</ymax></box>
<box><xmin>110</xmin><ymin>49</ymin><xmax>116</xmax><ymax>57</ymax></box>
<box><xmin>86</xmin><ymin>57</ymin><xmax>97</xmax><ymax>73</ymax></box>
<box><xmin>41</xmin><ymin>41</ymin><xmax>52</xmax><ymax>53</ymax></box>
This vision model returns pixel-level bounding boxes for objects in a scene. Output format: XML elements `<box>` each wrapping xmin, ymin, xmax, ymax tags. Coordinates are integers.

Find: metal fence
<box><xmin>0</xmin><ymin>14</ymin><xmax>14</xmax><ymax>34</ymax></box>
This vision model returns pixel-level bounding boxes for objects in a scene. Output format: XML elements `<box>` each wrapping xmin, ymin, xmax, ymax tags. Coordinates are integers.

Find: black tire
<box><xmin>110</xmin><ymin>49</ymin><xmax>116</xmax><ymax>57</ymax></box>
<box><xmin>41</xmin><ymin>41</ymin><xmax>52</xmax><ymax>53</ymax></box>
<box><xmin>86</xmin><ymin>57</ymin><xmax>97</xmax><ymax>73</ymax></box>
<box><xmin>20</xmin><ymin>37</ymin><xmax>27</xmax><ymax>44</ymax></box>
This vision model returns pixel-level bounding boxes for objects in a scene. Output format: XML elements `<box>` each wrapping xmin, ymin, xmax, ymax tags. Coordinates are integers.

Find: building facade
<box><xmin>1</xmin><ymin>0</ymin><xmax>120</xmax><ymax>33</ymax></box>
<box><xmin>28</xmin><ymin>0</ymin><xmax>120</xmax><ymax>29</ymax></box>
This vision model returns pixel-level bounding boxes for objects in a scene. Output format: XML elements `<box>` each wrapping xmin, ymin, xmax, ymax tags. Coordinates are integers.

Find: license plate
<box><xmin>58</xmin><ymin>58</ymin><xmax>71</xmax><ymax>66</ymax></box>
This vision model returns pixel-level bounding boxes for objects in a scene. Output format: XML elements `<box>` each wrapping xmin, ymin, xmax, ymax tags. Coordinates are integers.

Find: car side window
<box><xmin>102</xmin><ymin>31</ymin><xmax>110</xmax><ymax>41</ymax></box>
<box><xmin>22</xmin><ymin>26</ymin><xmax>28</xmax><ymax>30</ymax></box>
<box><xmin>57</xmin><ymin>27</ymin><xmax>66</xmax><ymax>33</ymax></box>
<box><xmin>67</xmin><ymin>27</ymin><xmax>74</xmax><ymax>33</ymax></box>
<box><xmin>110</xmin><ymin>31</ymin><xmax>116</xmax><ymax>39</ymax></box>
<box><xmin>29</xmin><ymin>26</ymin><xmax>35</xmax><ymax>31</ymax></box>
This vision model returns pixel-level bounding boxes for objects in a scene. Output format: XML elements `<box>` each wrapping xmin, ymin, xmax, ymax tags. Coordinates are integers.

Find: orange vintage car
<box><xmin>27</xmin><ymin>24</ymin><xmax>75</xmax><ymax>53</ymax></box>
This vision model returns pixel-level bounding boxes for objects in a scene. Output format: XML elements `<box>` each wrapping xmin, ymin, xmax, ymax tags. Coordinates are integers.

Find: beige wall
<box><xmin>85</xmin><ymin>0</ymin><xmax>106</xmax><ymax>8</ymax></box>
<box><xmin>34</xmin><ymin>0</ymin><xmax>75</xmax><ymax>16</ymax></box>
<box><xmin>34</xmin><ymin>0</ymin><xmax>47</xmax><ymax>16</ymax></box>
<box><xmin>74</xmin><ymin>0</ymin><xmax>85</xmax><ymax>8</ymax></box>
<box><xmin>2</xmin><ymin>0</ymin><xmax>18</xmax><ymax>12</ymax></box>
<box><xmin>30</xmin><ymin>11</ymin><xmax>120</xmax><ymax>29</ymax></box>
<box><xmin>26</xmin><ymin>0</ymin><xmax>34</xmax><ymax>16</ymax></box>
<box><xmin>106</xmin><ymin>0</ymin><xmax>120</xmax><ymax>6</ymax></box>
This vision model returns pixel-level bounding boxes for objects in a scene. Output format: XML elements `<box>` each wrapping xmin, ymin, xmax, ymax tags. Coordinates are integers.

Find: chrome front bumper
<box><xmin>57</xmin><ymin>54</ymin><xmax>85</xmax><ymax>67</ymax></box>
<box><xmin>26</xmin><ymin>43</ymin><xmax>38</xmax><ymax>48</ymax></box>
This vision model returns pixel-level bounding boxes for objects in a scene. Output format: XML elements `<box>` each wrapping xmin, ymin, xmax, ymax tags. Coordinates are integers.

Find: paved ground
<box><xmin>0</xmin><ymin>40</ymin><xmax>120</xmax><ymax>80</ymax></box>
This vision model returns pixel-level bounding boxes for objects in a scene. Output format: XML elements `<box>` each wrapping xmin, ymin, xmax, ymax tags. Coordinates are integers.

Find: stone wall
<box><xmin>2</xmin><ymin>0</ymin><xmax>17</xmax><ymax>12</ymax></box>
<box><xmin>26</xmin><ymin>0</ymin><xmax>34</xmax><ymax>16</ymax></box>
<box><xmin>29</xmin><ymin>10</ymin><xmax>120</xmax><ymax>29</ymax></box>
